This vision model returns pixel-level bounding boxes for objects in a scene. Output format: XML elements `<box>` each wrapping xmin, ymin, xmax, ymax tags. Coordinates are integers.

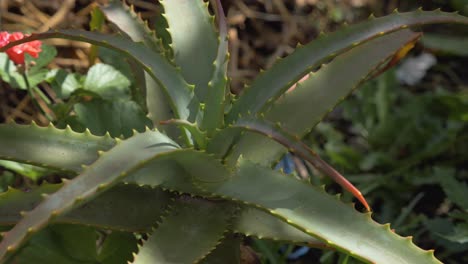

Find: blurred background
<box><xmin>1</xmin><ymin>0</ymin><xmax>467</xmax><ymax>263</ymax></box>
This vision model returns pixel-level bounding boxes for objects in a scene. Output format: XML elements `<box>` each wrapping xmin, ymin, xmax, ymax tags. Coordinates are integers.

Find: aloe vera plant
<box><xmin>1</xmin><ymin>1</ymin><xmax>468</xmax><ymax>263</ymax></box>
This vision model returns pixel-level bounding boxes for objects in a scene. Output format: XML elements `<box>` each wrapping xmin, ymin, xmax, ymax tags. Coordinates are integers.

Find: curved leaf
<box><xmin>131</xmin><ymin>199</ymin><xmax>233</xmax><ymax>264</ymax></box>
<box><xmin>0</xmin><ymin>129</ymin><xmax>180</xmax><ymax>261</ymax></box>
<box><xmin>227</xmin><ymin>9</ymin><xmax>468</xmax><ymax>122</ymax></box>
<box><xmin>0</xmin><ymin>122</ymin><xmax>115</xmax><ymax>172</ymax></box>
<box><xmin>226</xmin><ymin>29</ymin><xmax>420</xmax><ymax>166</ymax></box>
<box><xmin>100</xmin><ymin>0</ymin><xmax>174</xmax><ymax>135</ymax></box>
<box><xmin>234</xmin><ymin>207</ymin><xmax>326</xmax><ymax>247</ymax></box>
<box><xmin>0</xmin><ymin>184</ymin><xmax>172</xmax><ymax>232</ymax></box>
<box><xmin>0</xmin><ymin>30</ymin><xmax>197</xmax><ymax>129</ymax></box>
<box><xmin>196</xmin><ymin>159</ymin><xmax>442</xmax><ymax>264</ymax></box>
<box><xmin>161</xmin><ymin>0</ymin><xmax>218</xmax><ymax>101</ymax></box>
<box><xmin>202</xmin><ymin>0</ymin><xmax>229</xmax><ymax>134</ymax></box>
<box><xmin>100</xmin><ymin>0</ymin><xmax>163</xmax><ymax>52</ymax></box>
<box><xmin>230</xmin><ymin>117</ymin><xmax>370</xmax><ymax>211</ymax></box>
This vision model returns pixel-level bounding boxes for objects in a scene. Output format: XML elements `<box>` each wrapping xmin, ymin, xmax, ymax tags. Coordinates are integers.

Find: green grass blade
<box><xmin>131</xmin><ymin>199</ymin><xmax>233</xmax><ymax>264</ymax></box>
<box><xmin>0</xmin><ymin>122</ymin><xmax>115</xmax><ymax>172</ymax></box>
<box><xmin>226</xmin><ymin>9</ymin><xmax>468</xmax><ymax>123</ymax></box>
<box><xmin>161</xmin><ymin>0</ymin><xmax>218</xmax><ymax>101</ymax></box>
<box><xmin>196</xmin><ymin>159</ymin><xmax>442</xmax><ymax>264</ymax></box>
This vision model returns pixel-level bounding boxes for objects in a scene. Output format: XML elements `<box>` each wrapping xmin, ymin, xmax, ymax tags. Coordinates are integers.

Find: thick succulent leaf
<box><xmin>100</xmin><ymin>0</ymin><xmax>174</xmax><ymax>134</ymax></box>
<box><xmin>199</xmin><ymin>235</ymin><xmax>241</xmax><ymax>264</ymax></box>
<box><xmin>73</xmin><ymin>99</ymin><xmax>152</xmax><ymax>138</ymax></box>
<box><xmin>230</xmin><ymin>117</ymin><xmax>370</xmax><ymax>211</ymax></box>
<box><xmin>0</xmin><ymin>30</ymin><xmax>198</xmax><ymax>128</ymax></box>
<box><xmin>234</xmin><ymin>207</ymin><xmax>326</xmax><ymax>247</ymax></box>
<box><xmin>131</xmin><ymin>199</ymin><xmax>233</xmax><ymax>264</ymax></box>
<box><xmin>195</xmin><ymin>159</ymin><xmax>442</xmax><ymax>264</ymax></box>
<box><xmin>201</xmin><ymin>0</ymin><xmax>229</xmax><ymax>135</ymax></box>
<box><xmin>0</xmin><ymin>129</ymin><xmax>180</xmax><ymax>261</ymax></box>
<box><xmin>226</xmin><ymin>9</ymin><xmax>468</xmax><ymax>122</ymax></box>
<box><xmin>100</xmin><ymin>0</ymin><xmax>163</xmax><ymax>52</ymax></box>
<box><xmin>161</xmin><ymin>0</ymin><xmax>218</xmax><ymax>101</ymax></box>
<box><xmin>226</xmin><ymin>30</ymin><xmax>421</xmax><ymax>166</ymax></box>
<box><xmin>0</xmin><ymin>184</ymin><xmax>172</xmax><ymax>232</ymax></box>
<box><xmin>97</xmin><ymin>232</ymin><xmax>138</xmax><ymax>264</ymax></box>
<box><xmin>422</xmin><ymin>33</ymin><xmax>468</xmax><ymax>56</ymax></box>
<box><xmin>9</xmin><ymin>226</ymin><xmax>96</xmax><ymax>264</ymax></box>
<box><xmin>0</xmin><ymin>122</ymin><xmax>115</xmax><ymax>172</ymax></box>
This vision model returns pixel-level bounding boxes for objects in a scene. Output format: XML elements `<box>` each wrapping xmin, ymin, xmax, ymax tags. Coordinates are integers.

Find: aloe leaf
<box><xmin>0</xmin><ymin>30</ymin><xmax>197</xmax><ymax>128</ymax></box>
<box><xmin>0</xmin><ymin>129</ymin><xmax>180</xmax><ymax>261</ymax></box>
<box><xmin>201</xmin><ymin>0</ymin><xmax>229</xmax><ymax>135</ymax></box>
<box><xmin>74</xmin><ymin>99</ymin><xmax>152</xmax><ymax>138</ymax></box>
<box><xmin>100</xmin><ymin>0</ymin><xmax>163</xmax><ymax>52</ymax></box>
<box><xmin>100</xmin><ymin>0</ymin><xmax>174</xmax><ymax>134</ymax></box>
<box><xmin>230</xmin><ymin>117</ymin><xmax>370</xmax><ymax>211</ymax></box>
<box><xmin>97</xmin><ymin>232</ymin><xmax>138</xmax><ymax>264</ymax></box>
<box><xmin>196</xmin><ymin>159</ymin><xmax>442</xmax><ymax>264</ymax></box>
<box><xmin>161</xmin><ymin>0</ymin><xmax>218</xmax><ymax>101</ymax></box>
<box><xmin>199</xmin><ymin>235</ymin><xmax>241</xmax><ymax>264</ymax></box>
<box><xmin>0</xmin><ymin>183</ymin><xmax>172</xmax><ymax>232</ymax></box>
<box><xmin>234</xmin><ymin>207</ymin><xmax>326</xmax><ymax>247</ymax></box>
<box><xmin>9</xmin><ymin>225</ymin><xmax>96</xmax><ymax>264</ymax></box>
<box><xmin>227</xmin><ymin>29</ymin><xmax>421</xmax><ymax>166</ymax></box>
<box><xmin>226</xmin><ymin>9</ymin><xmax>468</xmax><ymax>122</ymax></box>
<box><xmin>160</xmin><ymin>119</ymin><xmax>207</xmax><ymax>148</ymax></box>
<box><xmin>0</xmin><ymin>122</ymin><xmax>115</xmax><ymax>172</ymax></box>
<box><xmin>422</xmin><ymin>33</ymin><xmax>468</xmax><ymax>56</ymax></box>
<box><xmin>131</xmin><ymin>199</ymin><xmax>233</xmax><ymax>264</ymax></box>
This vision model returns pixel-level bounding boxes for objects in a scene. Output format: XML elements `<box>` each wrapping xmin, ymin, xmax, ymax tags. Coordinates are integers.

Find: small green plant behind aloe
<box><xmin>0</xmin><ymin>1</ymin><xmax>468</xmax><ymax>263</ymax></box>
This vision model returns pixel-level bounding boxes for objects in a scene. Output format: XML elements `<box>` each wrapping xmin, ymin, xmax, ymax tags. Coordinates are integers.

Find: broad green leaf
<box><xmin>227</xmin><ymin>30</ymin><xmax>420</xmax><ymax>166</ymax></box>
<box><xmin>46</xmin><ymin>69</ymin><xmax>82</xmax><ymax>99</ymax></box>
<box><xmin>0</xmin><ymin>129</ymin><xmax>180</xmax><ymax>261</ymax></box>
<box><xmin>196</xmin><ymin>159</ymin><xmax>442</xmax><ymax>264</ymax></box>
<box><xmin>161</xmin><ymin>0</ymin><xmax>218</xmax><ymax>101</ymax></box>
<box><xmin>0</xmin><ymin>122</ymin><xmax>115</xmax><ymax>172</ymax></box>
<box><xmin>0</xmin><ymin>184</ymin><xmax>172</xmax><ymax>232</ymax></box>
<box><xmin>0</xmin><ymin>30</ymin><xmax>197</xmax><ymax>127</ymax></box>
<box><xmin>131</xmin><ymin>199</ymin><xmax>233</xmax><ymax>264</ymax></box>
<box><xmin>26</xmin><ymin>45</ymin><xmax>57</xmax><ymax>74</ymax></box>
<box><xmin>73</xmin><ymin>99</ymin><xmax>152</xmax><ymax>138</ymax></box>
<box><xmin>97</xmin><ymin>232</ymin><xmax>138</xmax><ymax>264</ymax></box>
<box><xmin>0</xmin><ymin>53</ymin><xmax>25</xmax><ymax>89</ymax></box>
<box><xmin>201</xmin><ymin>0</ymin><xmax>229</xmax><ymax>135</ymax></box>
<box><xmin>227</xmin><ymin>10</ymin><xmax>468</xmax><ymax>122</ymax></box>
<box><xmin>442</xmin><ymin>223</ymin><xmax>468</xmax><ymax>244</ymax></box>
<box><xmin>83</xmin><ymin>63</ymin><xmax>131</xmax><ymax>100</ymax></box>
<box><xmin>434</xmin><ymin>167</ymin><xmax>468</xmax><ymax>210</ymax></box>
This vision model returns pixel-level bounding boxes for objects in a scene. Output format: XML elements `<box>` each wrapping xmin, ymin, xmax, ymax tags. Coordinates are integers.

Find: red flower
<box><xmin>0</xmin><ymin>32</ymin><xmax>42</xmax><ymax>65</ymax></box>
